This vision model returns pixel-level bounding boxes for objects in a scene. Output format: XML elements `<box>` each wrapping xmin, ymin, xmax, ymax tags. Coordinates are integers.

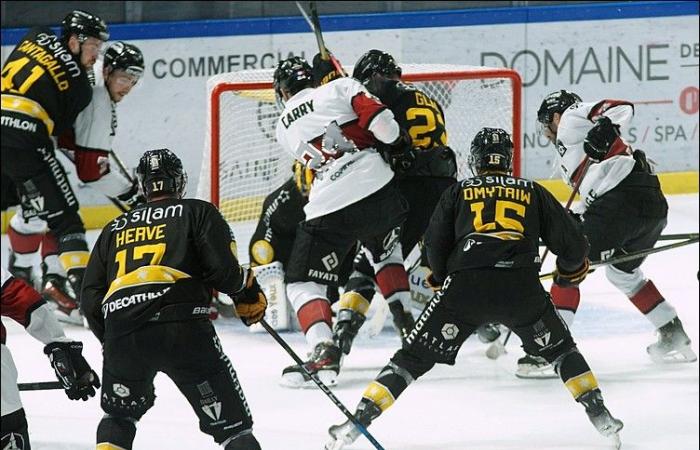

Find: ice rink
<box><xmin>2</xmin><ymin>194</ymin><xmax>698</xmax><ymax>450</ymax></box>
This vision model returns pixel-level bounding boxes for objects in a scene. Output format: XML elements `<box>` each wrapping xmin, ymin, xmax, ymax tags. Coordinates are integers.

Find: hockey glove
<box><xmin>116</xmin><ymin>178</ymin><xmax>145</xmax><ymax>209</ymax></box>
<box><xmin>232</xmin><ymin>268</ymin><xmax>268</xmax><ymax>326</ymax></box>
<box><xmin>553</xmin><ymin>258</ymin><xmax>590</xmax><ymax>288</ymax></box>
<box><xmin>312</xmin><ymin>52</ymin><xmax>341</xmax><ymax>86</ymax></box>
<box><xmin>583</xmin><ymin>116</ymin><xmax>624</xmax><ymax>162</ymax></box>
<box><xmin>383</xmin><ymin>128</ymin><xmax>415</xmax><ymax>172</ymax></box>
<box><xmin>44</xmin><ymin>341</ymin><xmax>100</xmax><ymax>401</ymax></box>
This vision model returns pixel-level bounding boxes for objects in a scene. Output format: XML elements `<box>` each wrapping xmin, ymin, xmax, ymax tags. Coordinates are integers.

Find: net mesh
<box><xmin>198</xmin><ymin>64</ymin><xmax>521</xmax><ymax>224</ymax></box>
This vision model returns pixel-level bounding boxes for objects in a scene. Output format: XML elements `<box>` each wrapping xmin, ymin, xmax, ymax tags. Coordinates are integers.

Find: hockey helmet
<box><xmin>273</xmin><ymin>57</ymin><xmax>313</xmax><ymax>103</ymax></box>
<box><xmin>136</xmin><ymin>148</ymin><xmax>188</xmax><ymax>200</ymax></box>
<box><xmin>61</xmin><ymin>10</ymin><xmax>109</xmax><ymax>42</ymax></box>
<box><xmin>104</xmin><ymin>41</ymin><xmax>145</xmax><ymax>79</ymax></box>
<box><xmin>352</xmin><ymin>49</ymin><xmax>402</xmax><ymax>84</ymax></box>
<box><xmin>469</xmin><ymin>127</ymin><xmax>514</xmax><ymax>175</ymax></box>
<box><xmin>537</xmin><ymin>90</ymin><xmax>581</xmax><ymax>125</ymax></box>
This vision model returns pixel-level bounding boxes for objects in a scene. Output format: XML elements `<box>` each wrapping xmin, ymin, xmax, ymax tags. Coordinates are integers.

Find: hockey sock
<box><xmin>550</xmin><ymin>284</ymin><xmax>580</xmax><ymax>328</ymax></box>
<box><xmin>96</xmin><ymin>415</ymin><xmax>136</xmax><ymax>450</ymax></box>
<box><xmin>554</xmin><ymin>349</ymin><xmax>598</xmax><ymax>400</ymax></box>
<box><xmin>297</xmin><ymin>298</ymin><xmax>333</xmax><ymax>347</ymax></box>
<box><xmin>338</xmin><ymin>291</ymin><xmax>370</xmax><ymax>316</ymax></box>
<box><xmin>8</xmin><ymin>225</ymin><xmax>42</xmax><ymax>268</ymax></box>
<box><xmin>375</xmin><ymin>263</ymin><xmax>411</xmax><ymax>310</ymax></box>
<box><xmin>628</xmin><ymin>280</ymin><xmax>678</xmax><ymax>329</ymax></box>
<box><xmin>361</xmin><ymin>352</ymin><xmax>431</xmax><ymax>414</ymax></box>
<box><xmin>223</xmin><ymin>430</ymin><xmax>261</xmax><ymax>450</ymax></box>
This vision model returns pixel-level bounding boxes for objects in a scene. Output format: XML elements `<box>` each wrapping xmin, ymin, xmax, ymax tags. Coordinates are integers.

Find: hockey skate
<box><xmin>334</xmin><ymin>309</ymin><xmax>366</xmax><ymax>355</ymax></box>
<box><xmin>42</xmin><ymin>273</ymin><xmax>83</xmax><ymax>326</ymax></box>
<box><xmin>577</xmin><ymin>389</ymin><xmax>624</xmax><ymax>448</ymax></box>
<box><xmin>281</xmin><ymin>341</ymin><xmax>342</xmax><ymax>388</ymax></box>
<box><xmin>388</xmin><ymin>302</ymin><xmax>415</xmax><ymax>347</ymax></box>
<box><xmin>476</xmin><ymin>323</ymin><xmax>501</xmax><ymax>343</ymax></box>
<box><xmin>326</xmin><ymin>399</ymin><xmax>382</xmax><ymax>450</ymax></box>
<box><xmin>647</xmin><ymin>317</ymin><xmax>697</xmax><ymax>363</ymax></box>
<box><xmin>515</xmin><ymin>354</ymin><xmax>557</xmax><ymax>379</ymax></box>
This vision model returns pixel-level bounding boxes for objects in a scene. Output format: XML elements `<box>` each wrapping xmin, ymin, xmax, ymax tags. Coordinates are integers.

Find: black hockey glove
<box><xmin>553</xmin><ymin>258</ymin><xmax>590</xmax><ymax>288</ymax></box>
<box><xmin>44</xmin><ymin>341</ymin><xmax>100</xmax><ymax>401</ymax></box>
<box><xmin>116</xmin><ymin>178</ymin><xmax>145</xmax><ymax>210</ymax></box>
<box><xmin>232</xmin><ymin>268</ymin><xmax>268</xmax><ymax>326</ymax></box>
<box><xmin>383</xmin><ymin>129</ymin><xmax>415</xmax><ymax>172</ymax></box>
<box><xmin>312</xmin><ymin>52</ymin><xmax>341</xmax><ymax>86</ymax></box>
<box><xmin>583</xmin><ymin>116</ymin><xmax>622</xmax><ymax>162</ymax></box>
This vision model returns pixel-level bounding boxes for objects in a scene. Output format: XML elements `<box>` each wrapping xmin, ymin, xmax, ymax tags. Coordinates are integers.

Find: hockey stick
<box><xmin>18</xmin><ymin>381</ymin><xmax>63</xmax><ymax>391</ymax></box>
<box><xmin>259</xmin><ymin>319</ymin><xmax>385</xmax><ymax>450</ymax></box>
<box><xmin>539</xmin><ymin>236</ymin><xmax>699</xmax><ymax>281</ymax></box>
<box><xmin>537</xmin><ymin>232</ymin><xmax>699</xmax><ymax>246</ymax></box>
<box><xmin>295</xmin><ymin>1</ymin><xmax>347</xmax><ymax>76</ymax></box>
<box><xmin>108</xmin><ymin>150</ymin><xmax>134</xmax><ymax>184</ymax></box>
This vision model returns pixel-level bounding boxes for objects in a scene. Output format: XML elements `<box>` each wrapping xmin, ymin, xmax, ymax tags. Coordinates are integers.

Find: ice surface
<box><xmin>2</xmin><ymin>194</ymin><xmax>698</xmax><ymax>450</ymax></box>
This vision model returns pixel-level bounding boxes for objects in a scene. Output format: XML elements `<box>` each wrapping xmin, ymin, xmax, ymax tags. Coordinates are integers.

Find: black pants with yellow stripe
<box><xmin>362</xmin><ymin>267</ymin><xmax>598</xmax><ymax>411</ymax></box>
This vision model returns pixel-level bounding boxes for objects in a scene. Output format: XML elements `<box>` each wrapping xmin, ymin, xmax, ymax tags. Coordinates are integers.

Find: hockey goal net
<box><xmin>198</xmin><ymin>64</ymin><xmax>522</xmax><ymax>225</ymax></box>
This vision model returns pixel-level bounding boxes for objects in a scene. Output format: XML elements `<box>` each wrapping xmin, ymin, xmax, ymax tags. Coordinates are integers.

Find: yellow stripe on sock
<box><xmin>96</xmin><ymin>443</ymin><xmax>128</xmax><ymax>450</ymax></box>
<box><xmin>59</xmin><ymin>251</ymin><xmax>90</xmax><ymax>271</ymax></box>
<box><xmin>565</xmin><ymin>371</ymin><xmax>599</xmax><ymax>399</ymax></box>
<box><xmin>362</xmin><ymin>381</ymin><xmax>395</xmax><ymax>412</ymax></box>
<box><xmin>338</xmin><ymin>292</ymin><xmax>370</xmax><ymax>315</ymax></box>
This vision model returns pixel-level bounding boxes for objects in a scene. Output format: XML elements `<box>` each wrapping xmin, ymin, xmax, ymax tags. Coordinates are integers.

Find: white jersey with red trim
<box><xmin>58</xmin><ymin>83</ymin><xmax>132</xmax><ymax>197</ymax></box>
<box><xmin>275</xmin><ymin>77</ymin><xmax>398</xmax><ymax>220</ymax></box>
<box><xmin>556</xmin><ymin>100</ymin><xmax>637</xmax><ymax>212</ymax></box>
<box><xmin>2</xmin><ymin>267</ymin><xmax>69</xmax><ymax>416</ymax></box>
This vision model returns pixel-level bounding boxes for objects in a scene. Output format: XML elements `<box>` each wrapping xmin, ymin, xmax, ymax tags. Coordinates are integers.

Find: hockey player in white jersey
<box><xmin>518</xmin><ymin>90</ymin><xmax>697</xmax><ymax>377</ymax></box>
<box><xmin>6</xmin><ymin>41</ymin><xmax>144</xmax><ymax>325</ymax></box>
<box><xmin>273</xmin><ymin>56</ymin><xmax>414</xmax><ymax>387</ymax></box>
<box><xmin>1</xmin><ymin>267</ymin><xmax>100</xmax><ymax>449</ymax></box>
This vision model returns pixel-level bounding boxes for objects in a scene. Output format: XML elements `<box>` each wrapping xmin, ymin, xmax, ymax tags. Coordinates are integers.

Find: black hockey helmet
<box><xmin>352</xmin><ymin>49</ymin><xmax>402</xmax><ymax>84</ymax></box>
<box><xmin>61</xmin><ymin>10</ymin><xmax>109</xmax><ymax>42</ymax></box>
<box><xmin>104</xmin><ymin>41</ymin><xmax>145</xmax><ymax>78</ymax></box>
<box><xmin>537</xmin><ymin>90</ymin><xmax>581</xmax><ymax>125</ymax></box>
<box><xmin>469</xmin><ymin>127</ymin><xmax>514</xmax><ymax>175</ymax></box>
<box><xmin>273</xmin><ymin>56</ymin><xmax>313</xmax><ymax>103</ymax></box>
<box><xmin>136</xmin><ymin>149</ymin><xmax>188</xmax><ymax>200</ymax></box>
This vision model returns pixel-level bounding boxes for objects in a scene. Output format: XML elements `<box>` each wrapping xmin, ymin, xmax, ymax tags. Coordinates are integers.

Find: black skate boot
<box><xmin>8</xmin><ymin>251</ymin><xmax>34</xmax><ymax>287</ymax></box>
<box><xmin>281</xmin><ymin>341</ymin><xmax>342</xmax><ymax>388</ymax></box>
<box><xmin>326</xmin><ymin>398</ymin><xmax>382</xmax><ymax>450</ymax></box>
<box><xmin>577</xmin><ymin>389</ymin><xmax>623</xmax><ymax>446</ymax></box>
<box><xmin>516</xmin><ymin>354</ymin><xmax>556</xmax><ymax>379</ymax></box>
<box><xmin>42</xmin><ymin>265</ymin><xmax>83</xmax><ymax>326</ymax></box>
<box><xmin>476</xmin><ymin>323</ymin><xmax>501</xmax><ymax>343</ymax></box>
<box><xmin>647</xmin><ymin>317</ymin><xmax>697</xmax><ymax>363</ymax></box>
<box><xmin>333</xmin><ymin>308</ymin><xmax>366</xmax><ymax>355</ymax></box>
<box><xmin>388</xmin><ymin>302</ymin><xmax>415</xmax><ymax>347</ymax></box>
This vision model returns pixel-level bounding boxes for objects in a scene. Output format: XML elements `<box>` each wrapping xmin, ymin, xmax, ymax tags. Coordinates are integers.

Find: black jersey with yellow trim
<box><xmin>1</xmin><ymin>27</ymin><xmax>92</xmax><ymax>137</ymax></box>
<box><xmin>81</xmin><ymin>198</ymin><xmax>245</xmax><ymax>340</ymax></box>
<box><xmin>424</xmin><ymin>173</ymin><xmax>588</xmax><ymax>281</ymax></box>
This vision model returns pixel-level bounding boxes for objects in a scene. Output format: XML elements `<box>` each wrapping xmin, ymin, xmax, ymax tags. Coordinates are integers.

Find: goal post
<box><xmin>198</xmin><ymin>64</ymin><xmax>522</xmax><ymax>228</ymax></box>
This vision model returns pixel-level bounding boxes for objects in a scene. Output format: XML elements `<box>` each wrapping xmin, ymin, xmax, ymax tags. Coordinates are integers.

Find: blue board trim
<box><xmin>2</xmin><ymin>1</ymin><xmax>697</xmax><ymax>45</ymax></box>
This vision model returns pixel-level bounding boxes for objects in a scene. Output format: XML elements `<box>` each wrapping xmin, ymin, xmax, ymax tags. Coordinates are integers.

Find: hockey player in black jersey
<box><xmin>1</xmin><ymin>10</ymin><xmax>109</xmax><ymax>311</ymax></box>
<box><xmin>327</xmin><ymin>50</ymin><xmax>460</xmax><ymax>354</ymax></box>
<box><xmin>81</xmin><ymin>149</ymin><xmax>266</xmax><ymax>450</ymax></box>
<box><xmin>327</xmin><ymin>128</ymin><xmax>623</xmax><ymax>449</ymax></box>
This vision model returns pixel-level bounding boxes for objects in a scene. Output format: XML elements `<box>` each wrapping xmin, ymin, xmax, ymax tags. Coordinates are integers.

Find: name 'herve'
<box><xmin>281</xmin><ymin>100</ymin><xmax>314</xmax><ymax>128</ymax></box>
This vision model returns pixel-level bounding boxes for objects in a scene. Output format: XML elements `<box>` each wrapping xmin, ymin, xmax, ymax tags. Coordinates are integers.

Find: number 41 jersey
<box><xmin>82</xmin><ymin>198</ymin><xmax>246</xmax><ymax>340</ymax></box>
<box><xmin>424</xmin><ymin>174</ymin><xmax>588</xmax><ymax>281</ymax></box>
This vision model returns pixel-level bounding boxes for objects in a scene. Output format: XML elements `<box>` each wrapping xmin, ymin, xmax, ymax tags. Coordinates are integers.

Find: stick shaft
<box><xmin>18</xmin><ymin>381</ymin><xmax>63</xmax><ymax>391</ymax></box>
<box><xmin>259</xmin><ymin>320</ymin><xmax>384</xmax><ymax>450</ymax></box>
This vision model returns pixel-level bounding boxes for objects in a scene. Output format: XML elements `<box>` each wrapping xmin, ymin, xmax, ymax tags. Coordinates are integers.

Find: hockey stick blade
<box><xmin>537</xmin><ymin>232</ymin><xmax>698</xmax><ymax>247</ymax></box>
<box><xmin>540</xmin><ymin>237</ymin><xmax>699</xmax><ymax>280</ymax></box>
<box><xmin>259</xmin><ymin>319</ymin><xmax>385</xmax><ymax>450</ymax></box>
<box><xmin>18</xmin><ymin>381</ymin><xmax>63</xmax><ymax>391</ymax></box>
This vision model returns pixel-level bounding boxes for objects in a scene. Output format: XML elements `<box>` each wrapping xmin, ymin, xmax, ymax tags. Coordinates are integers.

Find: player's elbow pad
<box><xmin>368</xmin><ymin>109</ymin><xmax>400</xmax><ymax>144</ymax></box>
